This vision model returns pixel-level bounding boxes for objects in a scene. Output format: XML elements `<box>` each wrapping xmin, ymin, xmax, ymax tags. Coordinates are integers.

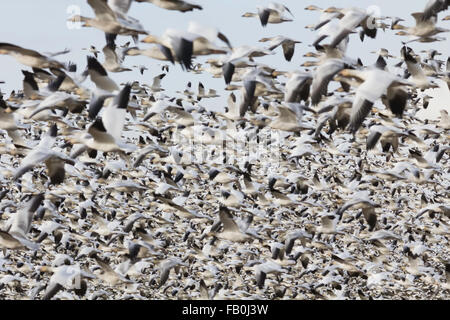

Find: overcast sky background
<box><xmin>0</xmin><ymin>0</ymin><xmax>448</xmax><ymax>119</ymax></box>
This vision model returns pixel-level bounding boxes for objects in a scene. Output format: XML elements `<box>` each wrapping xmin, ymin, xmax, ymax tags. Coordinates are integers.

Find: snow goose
<box><xmin>242</xmin><ymin>3</ymin><xmax>294</xmax><ymax>27</ymax></box>
<box><xmin>0</xmin><ymin>43</ymin><xmax>66</xmax><ymax>69</ymax></box>
<box><xmin>337</xmin><ymin>67</ymin><xmax>412</xmax><ymax>133</ymax></box>
<box><xmin>259</xmin><ymin>35</ymin><xmax>301</xmax><ymax>61</ymax></box>
<box><xmin>135</xmin><ymin>0</ymin><xmax>202</xmax><ymax>12</ymax></box>
<box><xmin>13</xmin><ymin>125</ymin><xmax>75</xmax><ymax>185</ymax></box>
<box><xmin>87</xmin><ymin>56</ymin><xmax>119</xmax><ymax>92</ymax></box>
<box><xmin>71</xmin><ymin>0</ymin><xmax>148</xmax><ymax>40</ymax></box>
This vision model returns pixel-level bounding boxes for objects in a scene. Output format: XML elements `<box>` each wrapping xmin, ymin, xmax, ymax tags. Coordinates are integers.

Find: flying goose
<box><xmin>86</xmin><ymin>56</ymin><xmax>119</xmax><ymax>92</ymax></box>
<box><xmin>208</xmin><ymin>167</ymin><xmax>239</xmax><ymax>185</ymax></box>
<box><xmin>437</xmin><ymin>110</ymin><xmax>450</xmax><ymax>129</ymax></box>
<box><xmin>154</xmin><ymin>193</ymin><xmax>212</xmax><ymax>220</ymax></box>
<box><xmin>254</xmin><ymin>260</ymin><xmax>287</xmax><ymax>289</ymax></box>
<box><xmin>39</xmin><ymin>264</ymin><xmax>93</xmax><ymax>300</ymax></box>
<box><xmin>186</xmin><ymin>21</ymin><xmax>233</xmax><ymax>51</ymax></box>
<box><xmin>393</xmin><ymin>12</ymin><xmax>450</xmax><ymax>41</ymax></box>
<box><xmin>197</xmin><ymin>82</ymin><xmax>219</xmax><ymax>99</ymax></box>
<box><xmin>93</xmin><ymin>256</ymin><xmax>135</xmax><ymax>286</ymax></box>
<box><xmin>366</xmin><ymin>125</ymin><xmax>422</xmax><ymax>153</ymax></box>
<box><xmin>123</xmin><ymin>45</ymin><xmax>177</xmax><ymax>66</ymax></box>
<box><xmin>415</xmin><ymin>204</ymin><xmax>450</xmax><ymax>220</ymax></box>
<box><xmin>284</xmin><ymin>71</ymin><xmax>312</xmax><ymax>103</ymax></box>
<box><xmin>304</xmin><ymin>5</ymin><xmax>342</xmax><ymax>31</ymax></box>
<box><xmin>13</xmin><ymin>125</ymin><xmax>75</xmax><ymax>185</ymax></box>
<box><xmin>212</xmin><ymin>206</ymin><xmax>256</xmax><ymax>242</ymax></box>
<box><xmin>135</xmin><ymin>0</ymin><xmax>202</xmax><ymax>12</ymax></box>
<box><xmin>140</xmin><ymin>31</ymin><xmax>195</xmax><ymax>70</ymax></box>
<box><xmin>26</xmin><ymin>89</ymin><xmax>87</xmax><ymax>120</ymax></box>
<box><xmin>69</xmin><ymin>116</ymin><xmax>135</xmax><ymax>155</ymax></box>
<box><xmin>217</xmin><ymin>92</ymin><xmax>243</xmax><ymax>121</ymax></box>
<box><xmin>0</xmin><ymin>230</ymin><xmax>39</xmax><ymax>251</ymax></box>
<box><xmin>259</xmin><ymin>35</ymin><xmax>301</xmax><ymax>61</ymax></box>
<box><xmin>312</xmin><ymin>7</ymin><xmax>377</xmax><ymax>48</ymax></box>
<box><xmin>144</xmin><ymin>73</ymin><xmax>166</xmax><ymax>92</ymax></box>
<box><xmin>307</xmin><ymin>214</ymin><xmax>346</xmax><ymax>236</ymax></box>
<box><xmin>158</xmin><ymin>257</ymin><xmax>188</xmax><ymax>288</ymax></box>
<box><xmin>337</xmin><ymin>67</ymin><xmax>412</xmax><ymax>133</ymax></box>
<box><xmin>0</xmin><ymin>43</ymin><xmax>66</xmax><ymax>69</ymax></box>
<box><xmin>220</xmin><ymin>188</ymin><xmax>247</xmax><ymax>209</ymax></box>
<box><xmin>4</xmin><ymin>193</ymin><xmax>44</xmax><ymax>240</ymax></box>
<box><xmin>142</xmin><ymin>27</ymin><xmax>229</xmax><ymax>58</ymax></box>
<box><xmin>315</xmin><ymin>96</ymin><xmax>352</xmax><ymax>137</ymax></box>
<box><xmin>370</xmin><ymin>48</ymin><xmax>396</xmax><ymax>59</ymax></box>
<box><xmin>330</xmin><ymin>253</ymin><xmax>364</xmax><ymax>277</ymax></box>
<box><xmin>336</xmin><ymin>193</ymin><xmax>380</xmax><ymax>231</ymax></box>
<box><xmin>220</xmin><ymin>45</ymin><xmax>274</xmax><ymax>85</ymax></box>
<box><xmin>70</xmin><ymin>0</ymin><xmax>148</xmax><ymax>40</ymax></box>
<box><xmin>101</xmin><ymin>83</ymin><xmax>132</xmax><ymax>140</ymax></box>
<box><xmin>20</xmin><ymin>70</ymin><xmax>66</xmax><ymax>100</ymax></box>
<box><xmin>401</xmin><ymin>46</ymin><xmax>439</xmax><ymax>89</ymax></box>
<box><xmin>102</xmin><ymin>42</ymin><xmax>131</xmax><ymax>73</ymax></box>
<box><xmin>0</xmin><ymin>96</ymin><xmax>28</xmax><ymax>147</ymax></box>
<box><xmin>421</xmin><ymin>0</ymin><xmax>450</xmax><ymax>21</ymax></box>
<box><xmin>141</xmin><ymin>24</ymin><xmax>231</xmax><ymax>70</ymax></box>
<box><xmin>310</xmin><ymin>58</ymin><xmax>349</xmax><ymax>105</ymax></box>
<box><xmin>372</xmin><ymin>128</ymin><xmax>397</xmax><ymax>153</ymax></box>
<box><xmin>284</xmin><ymin>229</ymin><xmax>313</xmax><ymax>255</ymax></box>
<box><xmin>242</xmin><ymin>3</ymin><xmax>294</xmax><ymax>27</ymax></box>
<box><xmin>268</xmin><ymin>103</ymin><xmax>312</xmax><ymax>132</ymax></box>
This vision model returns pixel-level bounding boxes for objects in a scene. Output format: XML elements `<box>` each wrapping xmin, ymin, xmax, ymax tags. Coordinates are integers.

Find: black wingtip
<box><xmin>158</xmin><ymin>45</ymin><xmax>175</xmax><ymax>65</ymax></box>
<box><xmin>47</xmin><ymin>74</ymin><xmax>66</xmax><ymax>92</ymax></box>
<box><xmin>219</xmin><ymin>205</ymin><xmax>230</xmax><ymax>214</ymax></box>
<box><xmin>67</xmin><ymin>61</ymin><xmax>77</xmax><ymax>72</ymax></box>
<box><xmin>349</xmin><ymin>99</ymin><xmax>374</xmax><ymax>134</ymax></box>
<box><xmin>115</xmin><ymin>83</ymin><xmax>132</xmax><ymax>109</ymax></box>
<box><xmin>28</xmin><ymin>193</ymin><xmax>45</xmax><ymax>212</ymax></box>
<box><xmin>257</xmin><ymin>271</ymin><xmax>267</xmax><ymax>289</ymax></box>
<box><xmin>105</xmin><ymin>33</ymin><xmax>117</xmax><ymax>47</ymax></box>
<box><xmin>208</xmin><ymin>168</ymin><xmax>219</xmax><ymax>180</ymax></box>
<box><xmin>22</xmin><ymin>71</ymin><xmax>39</xmax><ymax>91</ymax></box>
<box><xmin>32</xmin><ymin>67</ymin><xmax>51</xmax><ymax>76</ymax></box>
<box><xmin>88</xmin><ymin>95</ymin><xmax>106</xmax><ymax>120</ymax></box>
<box><xmin>49</xmin><ymin>124</ymin><xmax>57</xmax><ymax>137</ymax></box>
<box><xmin>357</xmin><ymin>58</ymin><xmax>364</xmax><ymax>67</ymax></box>
<box><xmin>223</xmin><ymin>62</ymin><xmax>235</xmax><ymax>85</ymax></box>
<box><xmin>244</xmin><ymin>80</ymin><xmax>256</xmax><ymax>101</ymax></box>
<box><xmin>91</xmin><ymin>117</ymin><xmax>107</xmax><ymax>132</ymax></box>
<box><xmin>364</xmin><ymin>27</ymin><xmax>377</xmax><ymax>39</ymax></box>
<box><xmin>401</xmin><ymin>46</ymin><xmax>417</xmax><ymax>63</ymax></box>
<box><xmin>375</xmin><ymin>55</ymin><xmax>387</xmax><ymax>69</ymax></box>
<box><xmin>175</xmin><ymin>38</ymin><xmax>193</xmax><ymax>71</ymax></box>
<box><xmin>87</xmin><ymin>55</ymin><xmax>108</xmax><ymax>76</ymax></box>
<box><xmin>312</xmin><ymin>35</ymin><xmax>327</xmax><ymax>48</ymax></box>
<box><xmin>259</xmin><ymin>9</ymin><xmax>270</xmax><ymax>27</ymax></box>
<box><xmin>366</xmin><ymin>131</ymin><xmax>382</xmax><ymax>150</ymax></box>
<box><xmin>268</xmin><ymin>177</ymin><xmax>277</xmax><ymax>190</ymax></box>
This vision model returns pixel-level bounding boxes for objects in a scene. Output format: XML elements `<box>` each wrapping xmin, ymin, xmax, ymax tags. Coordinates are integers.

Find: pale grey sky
<box><xmin>0</xmin><ymin>0</ymin><xmax>448</xmax><ymax>118</ymax></box>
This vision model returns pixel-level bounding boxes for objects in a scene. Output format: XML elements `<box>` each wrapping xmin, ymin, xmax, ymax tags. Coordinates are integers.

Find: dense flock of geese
<box><xmin>0</xmin><ymin>0</ymin><xmax>449</xmax><ymax>300</ymax></box>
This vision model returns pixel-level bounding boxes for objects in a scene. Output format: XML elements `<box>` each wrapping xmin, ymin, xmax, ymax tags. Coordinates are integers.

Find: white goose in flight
<box><xmin>70</xmin><ymin>0</ymin><xmax>148</xmax><ymax>40</ymax></box>
<box><xmin>242</xmin><ymin>3</ymin><xmax>294</xmax><ymax>27</ymax></box>
<box><xmin>337</xmin><ymin>66</ymin><xmax>412</xmax><ymax>133</ymax></box>
<box><xmin>135</xmin><ymin>0</ymin><xmax>202</xmax><ymax>12</ymax></box>
<box><xmin>0</xmin><ymin>43</ymin><xmax>66</xmax><ymax>69</ymax></box>
<box><xmin>69</xmin><ymin>84</ymin><xmax>136</xmax><ymax>154</ymax></box>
